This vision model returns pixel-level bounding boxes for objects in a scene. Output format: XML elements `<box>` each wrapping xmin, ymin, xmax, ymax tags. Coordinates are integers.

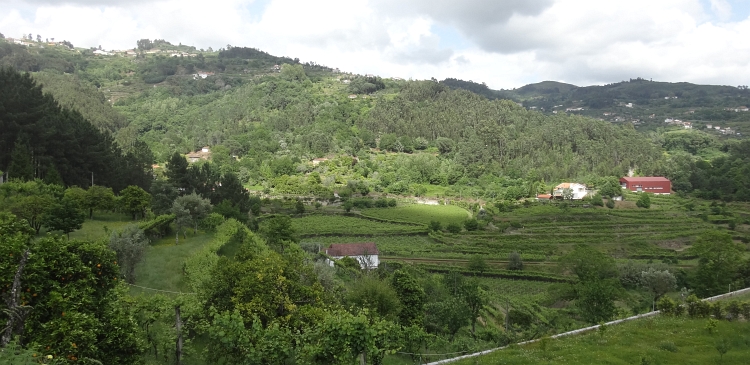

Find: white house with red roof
<box><xmin>326</xmin><ymin>243</ymin><xmax>379</xmax><ymax>269</ymax></box>
<box><xmin>552</xmin><ymin>183</ymin><xmax>588</xmax><ymax>200</ymax></box>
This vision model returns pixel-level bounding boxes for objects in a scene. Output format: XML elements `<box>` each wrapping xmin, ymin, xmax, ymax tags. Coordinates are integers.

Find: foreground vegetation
<box><xmin>452</xmin><ymin>316</ymin><xmax>750</xmax><ymax>365</ymax></box>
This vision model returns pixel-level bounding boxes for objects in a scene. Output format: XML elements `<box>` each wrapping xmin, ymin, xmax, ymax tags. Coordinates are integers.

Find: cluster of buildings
<box><xmin>537</xmin><ymin>177</ymin><xmax>672</xmax><ymax>201</ymax></box>
<box><xmin>664</xmin><ymin>118</ymin><xmax>693</xmax><ymax>129</ymax></box>
<box><xmin>705</xmin><ymin>124</ymin><xmax>739</xmax><ymax>135</ymax></box>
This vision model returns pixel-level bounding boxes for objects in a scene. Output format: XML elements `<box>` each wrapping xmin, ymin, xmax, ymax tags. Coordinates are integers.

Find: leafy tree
<box><xmin>119</xmin><ymin>185</ymin><xmax>151</xmax><ymax>220</ymax></box>
<box><xmin>379</xmin><ymin>133</ymin><xmax>398</xmax><ymax>152</ymax></box>
<box><xmin>640</xmin><ymin>268</ymin><xmax>676</xmax><ymax>303</ymax></box>
<box><xmin>561</xmin><ymin>245</ymin><xmax>621</xmax><ymax>323</ymax></box>
<box><xmin>636</xmin><ymin>193</ymin><xmax>651</xmax><ymax>208</ymax></box>
<box><xmin>0</xmin><ymin>231</ymin><xmax>143</xmax><ymax>364</ymax></box>
<box><xmin>172</xmin><ymin>192</ymin><xmax>212</xmax><ymax>234</ymax></box>
<box><xmin>467</xmin><ymin>255</ymin><xmax>489</xmax><ymax>274</ymax></box>
<box><xmin>42</xmin><ymin>197</ymin><xmax>85</xmax><ymax>237</ymax></box>
<box><xmin>206</xmin><ymin>309</ymin><xmax>295</xmax><ymax>365</ymax></box>
<box><xmin>85</xmin><ymin>185</ymin><xmax>115</xmax><ymax>219</ymax></box>
<box><xmin>590</xmin><ymin>194</ymin><xmax>604</xmax><ymax>207</ymax></box>
<box><xmin>108</xmin><ymin>224</ymin><xmax>149</xmax><ymax>283</ymax></box>
<box><xmin>213</xmin><ymin>199</ymin><xmax>245</xmax><ymax>222</ymax></box>
<box><xmin>343</xmin><ymin>200</ymin><xmax>354</xmax><ymax>212</ymax></box>
<box><xmin>464</xmin><ymin>218</ymin><xmax>479</xmax><ymax>231</ymax></box>
<box><xmin>10</xmin><ymin>194</ymin><xmax>55</xmax><ymax>234</ymax></box>
<box><xmin>428</xmin><ymin>220</ymin><xmax>442</xmax><ymax>232</ymax></box>
<box><xmin>446</xmin><ymin>222</ymin><xmax>461</xmax><ymax>234</ymax></box>
<box><xmin>435</xmin><ymin>137</ymin><xmax>454</xmax><ymax>154</ymax></box>
<box><xmin>598</xmin><ymin>178</ymin><xmax>623</xmax><ymax>198</ymax></box>
<box><xmin>391</xmin><ymin>270</ymin><xmax>425</xmax><ymax>327</ymax></box>
<box><xmin>347</xmin><ymin>276</ymin><xmax>401</xmax><ymax>322</ymax></box>
<box><xmin>508</xmin><ymin>251</ymin><xmax>524</xmax><ymax>270</ymax></box>
<box><xmin>425</xmin><ymin>297</ymin><xmax>471</xmax><ymax>341</ymax></box>
<box><xmin>259</xmin><ymin>215</ymin><xmax>298</xmax><ymax>253</ymax></box>
<box><xmin>295</xmin><ymin>199</ymin><xmax>305</xmax><ymax>214</ymax></box>
<box><xmin>691</xmin><ymin>231</ymin><xmax>745</xmax><ymax>296</ymax></box>
<box><xmin>462</xmin><ymin>278</ymin><xmax>488</xmax><ymax>337</ymax></box>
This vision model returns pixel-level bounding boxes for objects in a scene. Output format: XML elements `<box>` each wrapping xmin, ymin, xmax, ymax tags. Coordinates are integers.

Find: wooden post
<box><xmin>175</xmin><ymin>306</ymin><xmax>183</xmax><ymax>365</ymax></box>
<box><xmin>1</xmin><ymin>249</ymin><xmax>30</xmax><ymax>347</ymax></box>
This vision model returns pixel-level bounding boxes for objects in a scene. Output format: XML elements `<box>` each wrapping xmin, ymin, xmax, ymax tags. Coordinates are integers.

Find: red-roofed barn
<box><xmin>326</xmin><ymin>243</ymin><xmax>379</xmax><ymax>269</ymax></box>
<box><xmin>620</xmin><ymin>177</ymin><xmax>671</xmax><ymax>194</ymax></box>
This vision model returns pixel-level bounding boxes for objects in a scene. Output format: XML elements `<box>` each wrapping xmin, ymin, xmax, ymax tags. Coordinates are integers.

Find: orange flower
<box><xmin>61</xmin><ymin>312</ymin><xmax>65</xmax><ymax>317</ymax></box>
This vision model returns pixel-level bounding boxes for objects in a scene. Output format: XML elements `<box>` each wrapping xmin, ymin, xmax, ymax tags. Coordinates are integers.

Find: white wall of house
<box><xmin>327</xmin><ymin>254</ymin><xmax>379</xmax><ymax>269</ymax></box>
<box><xmin>554</xmin><ymin>183</ymin><xmax>588</xmax><ymax>200</ymax></box>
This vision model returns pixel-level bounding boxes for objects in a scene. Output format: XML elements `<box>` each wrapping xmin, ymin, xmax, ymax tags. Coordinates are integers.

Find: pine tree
<box><xmin>7</xmin><ymin>141</ymin><xmax>34</xmax><ymax>181</ymax></box>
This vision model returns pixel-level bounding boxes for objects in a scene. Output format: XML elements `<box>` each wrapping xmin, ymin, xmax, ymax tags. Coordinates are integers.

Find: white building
<box><xmin>553</xmin><ymin>183</ymin><xmax>589</xmax><ymax>200</ymax></box>
<box><xmin>326</xmin><ymin>243</ymin><xmax>379</xmax><ymax>270</ymax></box>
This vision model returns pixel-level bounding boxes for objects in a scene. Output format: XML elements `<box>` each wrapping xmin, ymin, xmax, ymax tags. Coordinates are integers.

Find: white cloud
<box><xmin>1</xmin><ymin>0</ymin><xmax>749</xmax><ymax>88</ymax></box>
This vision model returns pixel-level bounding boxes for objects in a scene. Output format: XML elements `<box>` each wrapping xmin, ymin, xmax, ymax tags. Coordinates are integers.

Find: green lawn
<box><xmin>67</xmin><ymin>212</ymin><xmax>137</xmax><ymax>241</ymax></box>
<box><xmin>361</xmin><ymin>204</ymin><xmax>470</xmax><ymax>226</ymax></box>
<box><xmin>131</xmin><ymin>231</ymin><xmax>215</xmax><ymax>295</ymax></box>
<box><xmin>444</xmin><ymin>316</ymin><xmax>750</xmax><ymax>365</ymax></box>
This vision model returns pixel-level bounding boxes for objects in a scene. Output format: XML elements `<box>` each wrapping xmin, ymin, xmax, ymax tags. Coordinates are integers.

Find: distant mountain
<box><xmin>441</xmin><ymin>77</ymin><xmax>750</xmax><ymax>131</ymax></box>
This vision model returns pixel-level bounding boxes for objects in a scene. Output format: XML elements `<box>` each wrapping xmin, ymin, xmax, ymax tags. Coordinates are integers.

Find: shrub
<box><xmin>508</xmin><ymin>252</ymin><xmax>523</xmax><ymax>271</ymax></box>
<box><xmin>200</xmin><ymin>213</ymin><xmax>226</xmax><ymax>232</ymax></box>
<box><xmin>446</xmin><ymin>223</ymin><xmax>461</xmax><ymax>234</ymax></box>
<box><xmin>725</xmin><ymin>300</ymin><xmax>742</xmax><ymax>321</ymax></box>
<box><xmin>636</xmin><ymin>193</ymin><xmax>651</xmax><ymax>209</ymax></box>
<box><xmin>656</xmin><ymin>296</ymin><xmax>677</xmax><ymax>315</ymax></box>
<box><xmin>295</xmin><ymin>199</ymin><xmax>305</xmax><ymax>214</ymax></box>
<box><xmin>606</xmin><ymin>199</ymin><xmax>615</xmax><ymax>209</ymax></box>
<box><xmin>686</xmin><ymin>294</ymin><xmax>710</xmax><ymax>318</ymax></box>
<box><xmin>344</xmin><ymin>200</ymin><xmax>354</xmax><ymax>212</ymax></box>
<box><xmin>710</xmin><ymin>301</ymin><xmax>724</xmax><ymax>320</ymax></box>
<box><xmin>464</xmin><ymin>218</ymin><xmax>479</xmax><ymax>231</ymax></box>
<box><xmin>374</xmin><ymin>199</ymin><xmax>389</xmax><ymax>208</ymax></box>
<box><xmin>428</xmin><ymin>220</ymin><xmax>442</xmax><ymax>232</ymax></box>
<box><xmin>387</xmin><ymin>198</ymin><xmax>397</xmax><ymax>207</ymax></box>
<box><xmin>591</xmin><ymin>194</ymin><xmax>604</xmax><ymax>207</ymax></box>
<box><xmin>658</xmin><ymin>341</ymin><xmax>678</xmax><ymax>352</ymax></box>
<box><xmin>467</xmin><ymin>255</ymin><xmax>488</xmax><ymax>274</ymax></box>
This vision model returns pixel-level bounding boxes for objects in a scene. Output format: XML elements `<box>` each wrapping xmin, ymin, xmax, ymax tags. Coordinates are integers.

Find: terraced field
<box><xmin>361</xmin><ymin>204</ymin><xmax>470</xmax><ymax>225</ymax></box>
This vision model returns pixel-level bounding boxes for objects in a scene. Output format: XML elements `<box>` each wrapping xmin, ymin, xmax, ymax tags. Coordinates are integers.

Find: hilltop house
<box><xmin>553</xmin><ymin>183</ymin><xmax>588</xmax><ymax>200</ymax></box>
<box><xmin>326</xmin><ymin>243</ymin><xmax>379</xmax><ymax>269</ymax></box>
<box><xmin>619</xmin><ymin>177</ymin><xmax>671</xmax><ymax>194</ymax></box>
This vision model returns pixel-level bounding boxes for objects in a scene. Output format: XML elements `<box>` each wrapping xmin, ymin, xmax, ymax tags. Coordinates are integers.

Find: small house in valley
<box><xmin>620</xmin><ymin>177</ymin><xmax>671</xmax><ymax>194</ymax></box>
<box><xmin>553</xmin><ymin>183</ymin><xmax>588</xmax><ymax>200</ymax></box>
<box><xmin>326</xmin><ymin>243</ymin><xmax>379</xmax><ymax>269</ymax></box>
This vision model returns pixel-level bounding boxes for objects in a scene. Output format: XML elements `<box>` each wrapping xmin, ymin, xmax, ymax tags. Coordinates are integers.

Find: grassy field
<box><xmin>362</xmin><ymin>204</ymin><xmax>470</xmax><ymax>226</ymax></box>
<box><xmin>443</xmin><ymin>316</ymin><xmax>750</xmax><ymax>365</ymax></box>
<box><xmin>130</xmin><ymin>231</ymin><xmax>215</xmax><ymax>295</ymax></box>
<box><xmin>67</xmin><ymin>212</ymin><xmax>136</xmax><ymax>241</ymax></box>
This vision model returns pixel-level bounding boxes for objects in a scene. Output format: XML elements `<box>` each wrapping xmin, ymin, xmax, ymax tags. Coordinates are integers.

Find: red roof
<box><xmin>620</xmin><ymin>177</ymin><xmax>670</xmax><ymax>182</ymax></box>
<box><xmin>537</xmin><ymin>194</ymin><xmax>552</xmax><ymax>199</ymax></box>
<box><xmin>326</xmin><ymin>243</ymin><xmax>378</xmax><ymax>257</ymax></box>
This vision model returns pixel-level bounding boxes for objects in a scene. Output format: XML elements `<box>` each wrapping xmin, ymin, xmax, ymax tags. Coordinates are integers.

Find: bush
<box><xmin>656</xmin><ymin>296</ymin><xmax>677</xmax><ymax>315</ymax></box>
<box><xmin>295</xmin><ymin>200</ymin><xmax>305</xmax><ymax>214</ymax></box>
<box><xmin>606</xmin><ymin>199</ymin><xmax>615</xmax><ymax>209</ymax></box>
<box><xmin>374</xmin><ymin>199</ymin><xmax>389</xmax><ymax>208</ymax></box>
<box><xmin>464</xmin><ymin>218</ymin><xmax>479</xmax><ymax>231</ymax></box>
<box><xmin>428</xmin><ymin>220</ymin><xmax>442</xmax><ymax>232</ymax></box>
<box><xmin>686</xmin><ymin>294</ymin><xmax>710</xmax><ymax>318</ymax></box>
<box><xmin>636</xmin><ymin>193</ymin><xmax>651</xmax><ymax>209</ymax></box>
<box><xmin>710</xmin><ymin>301</ymin><xmax>724</xmax><ymax>320</ymax></box>
<box><xmin>467</xmin><ymin>255</ymin><xmax>488</xmax><ymax>274</ymax></box>
<box><xmin>591</xmin><ymin>194</ymin><xmax>604</xmax><ymax>207</ymax></box>
<box><xmin>387</xmin><ymin>198</ymin><xmax>397</xmax><ymax>207</ymax></box>
<box><xmin>200</xmin><ymin>213</ymin><xmax>226</xmax><ymax>232</ymax></box>
<box><xmin>344</xmin><ymin>200</ymin><xmax>354</xmax><ymax>212</ymax></box>
<box><xmin>446</xmin><ymin>223</ymin><xmax>461</xmax><ymax>234</ymax></box>
<box><xmin>508</xmin><ymin>252</ymin><xmax>523</xmax><ymax>270</ymax></box>
<box><xmin>658</xmin><ymin>341</ymin><xmax>678</xmax><ymax>352</ymax></box>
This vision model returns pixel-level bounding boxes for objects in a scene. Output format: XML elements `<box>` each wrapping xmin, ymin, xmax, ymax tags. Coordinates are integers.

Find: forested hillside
<box><xmin>2</xmin><ymin>35</ymin><xmax>750</xmax><ymax>365</ymax></box>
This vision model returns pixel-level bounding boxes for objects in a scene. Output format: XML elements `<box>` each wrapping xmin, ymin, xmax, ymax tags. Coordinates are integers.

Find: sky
<box><xmin>1</xmin><ymin>0</ymin><xmax>749</xmax><ymax>89</ymax></box>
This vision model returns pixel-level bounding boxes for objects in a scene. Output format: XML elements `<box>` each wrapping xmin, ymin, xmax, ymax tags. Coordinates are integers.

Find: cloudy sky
<box><xmin>1</xmin><ymin>0</ymin><xmax>749</xmax><ymax>89</ymax></box>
